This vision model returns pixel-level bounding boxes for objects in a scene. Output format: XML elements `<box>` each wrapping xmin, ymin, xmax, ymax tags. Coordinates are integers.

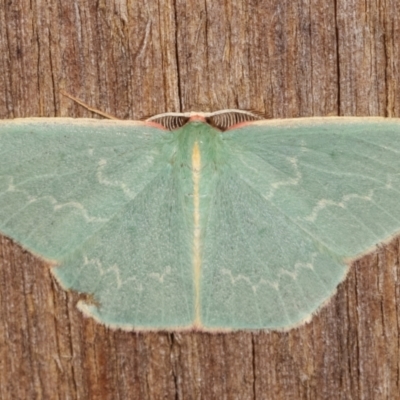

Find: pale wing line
<box><xmin>148</xmin><ymin>266</ymin><xmax>172</xmax><ymax>283</ymax></box>
<box><xmin>252</xmin><ymin>189</ymin><xmax>336</xmax><ymax>299</ymax></box>
<box><xmin>221</xmin><ymin>176</ymin><xmax>295</xmax><ymax>288</ymax></box>
<box><xmin>229</xmin><ymin>152</ymin><xmax>341</xmax><ymax>253</ymax></box>
<box><xmin>227</xmin><ymin>138</ymin><xmax>400</xmax><ymax>308</ymax></box>
<box><xmin>22</xmin><ymin>199</ymin><xmax>108</xmax><ymax>243</ymax></box>
<box><xmin>239</xmin><ymin>132</ymin><xmax>400</xmax><ymax>196</ymax></box>
<box><xmin>70</xmin><ymin>167</ymin><xmax>192</xmax><ymax>326</ymax></box>
<box><xmin>0</xmin><ymin>145</ymin><xmax>152</xmax><ymax>230</ymax></box>
<box><xmin>232</xmin><ymin>141</ymin><xmax>398</xmax><ymax>245</ymax></box>
<box><xmin>205</xmin><ymin>171</ymin><xmax>328</xmax><ymax>326</ymax></box>
<box><xmin>222</xmin><ymin>181</ymin><xmax>264</xmax><ymax>327</ymax></box>
<box><xmin>263</xmin><ymin>189</ymin><xmax>348</xmax><ymax>258</ymax></box>
<box><xmin>202</xmin><ymin>173</ymin><xmax>292</xmax><ymax>327</ymax></box>
<box><xmin>231</xmin><ymin>161</ymin><xmax>342</xmax><ymax>261</ymax></box>
<box><xmin>70</xmin><ymin>174</ymin><xmax>165</xmax><ymax>288</ymax></box>
<box><xmin>94</xmin><ymin>148</ymin><xmax>161</xmax><ymax>200</ymax></box>
<box><xmin>236</xmin><ymin>143</ymin><xmax>395</xmax><ymax>198</ymax></box>
<box><xmin>230</xmin><ymin>172</ymin><xmax>332</xmax><ymax>312</ymax></box>
<box><xmin>0</xmin><ymin>160</ymin><xmax>128</xmax><ymax>238</ymax></box>
<box><xmin>81</xmin><ymin>256</ymin><xmax>125</xmax><ymax>289</ymax></box>
<box><xmin>225</xmin><ymin>180</ymin><xmax>298</xmax><ymax>326</ymax></box>
<box><xmin>1</xmin><ymin>147</ymin><xmax>156</xmax><ymax>202</ymax></box>
<box><xmin>228</xmin><ymin>127</ymin><xmax>400</xmax><ymax>174</ymax></box>
<box><xmin>236</xmin><ymin>155</ymin><xmax>322</xmax><ymax>233</ymax></box>
<box><xmin>53</xmin><ymin>202</ymin><xmax>108</xmax><ymax>220</ymax></box>
<box><xmin>229</xmin><ymin>146</ymin><xmax>301</xmax><ymax>201</ymax></box>
<box><xmin>227</xmin><ymin>124</ymin><xmax>400</xmax><ymax>249</ymax></box>
<box><xmin>0</xmin><ymin>195</ymin><xmax>55</xmax><ymax>231</ymax></box>
<box><xmin>300</xmin><ymin>164</ymin><xmax>400</xmax><ymax>230</ymax></box>
<box><xmin>0</xmin><ymin>148</ymin><xmax>125</xmax><ymax>195</ymax></box>
<box><xmin>281</xmin><ymin>154</ymin><xmax>400</xmax><ymax>228</ymax></box>
<box><xmin>59</xmin><ymin>168</ymin><xmax>171</xmax><ymax>287</ymax></box>
<box><xmin>127</xmin><ymin>185</ymin><xmax>174</xmax><ymax>326</ymax></box>
<box><xmin>97</xmin><ymin>159</ymin><xmax>136</xmax><ymax>199</ymax></box>
<box><xmin>304</xmin><ymin>189</ymin><xmax>400</xmax><ymax>233</ymax></box>
<box><xmin>225</xmin><ymin>142</ymin><xmax>342</xmax><ymax>258</ymax></box>
<box><xmin>0</xmin><ymin>145</ymin><xmax>167</xmax><ymax>248</ymax></box>
<box><xmin>90</xmin><ymin>221</ymin><xmax>127</xmax><ymax>290</ymax></box>
<box><xmin>224</xmin><ymin>144</ymin><xmax>353</xmax><ymax>312</ymax></box>
<box><xmin>1</xmin><ymin>187</ymin><xmax>107</xmax><ymax>244</ymax></box>
<box><xmin>0</xmin><ymin>123</ymin><xmax>163</xmax><ymax>193</ymax></box>
<box><xmin>278</xmin><ymin>252</ymin><xmax>319</xmax><ymax>280</ymax></box>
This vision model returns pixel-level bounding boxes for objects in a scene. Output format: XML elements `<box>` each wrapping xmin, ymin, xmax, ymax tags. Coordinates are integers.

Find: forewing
<box><xmin>201</xmin><ymin>117</ymin><xmax>400</xmax><ymax>329</ymax></box>
<box><xmin>0</xmin><ymin>119</ymin><xmax>194</xmax><ymax>329</ymax></box>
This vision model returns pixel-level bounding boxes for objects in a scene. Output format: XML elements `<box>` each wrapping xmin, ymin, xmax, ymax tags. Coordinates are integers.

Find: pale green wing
<box><xmin>0</xmin><ymin>119</ymin><xmax>194</xmax><ymax>329</ymax></box>
<box><xmin>201</xmin><ymin>117</ymin><xmax>400</xmax><ymax>329</ymax></box>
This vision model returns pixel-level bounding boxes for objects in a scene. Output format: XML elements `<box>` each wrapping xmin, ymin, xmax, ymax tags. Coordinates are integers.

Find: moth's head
<box><xmin>145</xmin><ymin>110</ymin><xmax>265</xmax><ymax>131</ymax></box>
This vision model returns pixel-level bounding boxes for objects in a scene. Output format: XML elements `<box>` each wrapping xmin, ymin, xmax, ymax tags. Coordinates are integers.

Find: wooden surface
<box><xmin>1</xmin><ymin>0</ymin><xmax>400</xmax><ymax>398</ymax></box>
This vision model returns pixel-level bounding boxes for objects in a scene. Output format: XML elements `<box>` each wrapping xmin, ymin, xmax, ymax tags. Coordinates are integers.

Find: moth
<box><xmin>1</xmin><ymin>110</ymin><xmax>399</xmax><ymax>331</ymax></box>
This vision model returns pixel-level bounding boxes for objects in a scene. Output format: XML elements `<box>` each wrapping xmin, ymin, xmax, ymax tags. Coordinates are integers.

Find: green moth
<box><xmin>0</xmin><ymin>112</ymin><xmax>399</xmax><ymax>331</ymax></box>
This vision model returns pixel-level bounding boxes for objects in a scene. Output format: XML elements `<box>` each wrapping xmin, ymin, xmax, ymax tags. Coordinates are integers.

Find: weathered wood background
<box><xmin>1</xmin><ymin>0</ymin><xmax>400</xmax><ymax>398</ymax></box>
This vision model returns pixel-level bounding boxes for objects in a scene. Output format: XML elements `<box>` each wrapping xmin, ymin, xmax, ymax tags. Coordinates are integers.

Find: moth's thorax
<box><xmin>188</xmin><ymin>115</ymin><xmax>207</xmax><ymax>122</ymax></box>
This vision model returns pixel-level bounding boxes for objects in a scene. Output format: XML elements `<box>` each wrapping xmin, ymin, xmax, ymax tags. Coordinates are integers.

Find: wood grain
<box><xmin>1</xmin><ymin>0</ymin><xmax>400</xmax><ymax>398</ymax></box>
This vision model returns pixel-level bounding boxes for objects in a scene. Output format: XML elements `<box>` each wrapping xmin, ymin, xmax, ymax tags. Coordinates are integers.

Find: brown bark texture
<box><xmin>1</xmin><ymin>0</ymin><xmax>400</xmax><ymax>399</ymax></box>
